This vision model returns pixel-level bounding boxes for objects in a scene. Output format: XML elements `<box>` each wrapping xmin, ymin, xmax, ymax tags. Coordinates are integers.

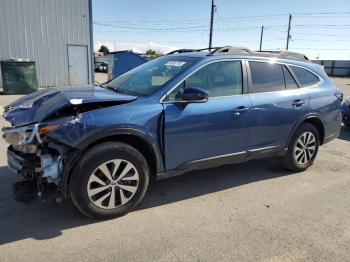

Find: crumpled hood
<box><xmin>2</xmin><ymin>86</ymin><xmax>137</xmax><ymax>126</ymax></box>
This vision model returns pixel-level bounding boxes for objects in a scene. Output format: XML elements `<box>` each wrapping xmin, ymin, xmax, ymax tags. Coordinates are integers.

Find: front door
<box><xmin>67</xmin><ymin>44</ymin><xmax>89</xmax><ymax>86</ymax></box>
<box><xmin>163</xmin><ymin>60</ymin><xmax>252</xmax><ymax>170</ymax></box>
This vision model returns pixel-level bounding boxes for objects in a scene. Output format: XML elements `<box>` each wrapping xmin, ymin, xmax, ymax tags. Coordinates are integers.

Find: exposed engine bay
<box><xmin>3</xmin><ymin>123</ymin><xmax>68</xmax><ymax>200</ymax></box>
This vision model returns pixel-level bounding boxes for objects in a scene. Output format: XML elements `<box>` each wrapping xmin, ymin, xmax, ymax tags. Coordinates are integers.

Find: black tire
<box><xmin>69</xmin><ymin>142</ymin><xmax>149</xmax><ymax>219</ymax></box>
<box><xmin>283</xmin><ymin>123</ymin><xmax>320</xmax><ymax>172</ymax></box>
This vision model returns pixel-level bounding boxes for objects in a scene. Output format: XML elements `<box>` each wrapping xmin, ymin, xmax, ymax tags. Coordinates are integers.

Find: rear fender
<box><xmin>285</xmin><ymin>113</ymin><xmax>325</xmax><ymax>148</ymax></box>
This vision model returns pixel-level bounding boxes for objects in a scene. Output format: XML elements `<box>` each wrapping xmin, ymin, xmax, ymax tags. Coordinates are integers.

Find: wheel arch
<box><xmin>60</xmin><ymin>128</ymin><xmax>164</xmax><ymax>195</ymax></box>
<box><xmin>303</xmin><ymin>117</ymin><xmax>325</xmax><ymax>144</ymax></box>
<box><xmin>286</xmin><ymin>114</ymin><xmax>325</xmax><ymax>148</ymax></box>
<box><xmin>84</xmin><ymin>133</ymin><xmax>161</xmax><ymax>177</ymax></box>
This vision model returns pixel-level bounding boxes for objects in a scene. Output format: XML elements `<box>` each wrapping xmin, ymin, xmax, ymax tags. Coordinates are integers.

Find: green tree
<box><xmin>99</xmin><ymin>45</ymin><xmax>110</xmax><ymax>55</ymax></box>
<box><xmin>146</xmin><ymin>49</ymin><xmax>163</xmax><ymax>58</ymax></box>
<box><xmin>146</xmin><ymin>49</ymin><xmax>157</xmax><ymax>55</ymax></box>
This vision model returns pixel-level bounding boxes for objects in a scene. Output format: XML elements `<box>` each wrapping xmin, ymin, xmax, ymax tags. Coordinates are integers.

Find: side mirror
<box><xmin>181</xmin><ymin>87</ymin><xmax>208</xmax><ymax>103</ymax></box>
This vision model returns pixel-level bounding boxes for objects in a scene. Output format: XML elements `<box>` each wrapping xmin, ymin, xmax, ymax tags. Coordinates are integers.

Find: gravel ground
<box><xmin>0</xmin><ymin>77</ymin><xmax>349</xmax><ymax>262</ymax></box>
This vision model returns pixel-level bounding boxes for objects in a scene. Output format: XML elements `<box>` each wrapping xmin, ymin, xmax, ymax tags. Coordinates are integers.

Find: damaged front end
<box><xmin>1</xmin><ymin>86</ymin><xmax>138</xmax><ymax>201</ymax></box>
<box><xmin>2</xmin><ymin>122</ymin><xmax>69</xmax><ymax>201</ymax></box>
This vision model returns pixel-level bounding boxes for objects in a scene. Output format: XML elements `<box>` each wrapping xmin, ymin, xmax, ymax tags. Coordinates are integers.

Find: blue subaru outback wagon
<box><xmin>2</xmin><ymin>47</ymin><xmax>343</xmax><ymax>218</ymax></box>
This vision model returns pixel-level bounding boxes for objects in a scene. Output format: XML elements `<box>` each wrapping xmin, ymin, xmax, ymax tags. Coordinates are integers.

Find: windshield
<box><xmin>105</xmin><ymin>56</ymin><xmax>200</xmax><ymax>96</ymax></box>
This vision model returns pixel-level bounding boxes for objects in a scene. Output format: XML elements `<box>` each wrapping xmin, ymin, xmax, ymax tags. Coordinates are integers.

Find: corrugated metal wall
<box><xmin>312</xmin><ymin>60</ymin><xmax>350</xmax><ymax>77</ymax></box>
<box><xmin>0</xmin><ymin>0</ymin><xmax>93</xmax><ymax>88</ymax></box>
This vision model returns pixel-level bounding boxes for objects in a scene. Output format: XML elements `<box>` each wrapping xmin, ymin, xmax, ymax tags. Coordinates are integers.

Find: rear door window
<box><xmin>289</xmin><ymin>66</ymin><xmax>320</xmax><ymax>87</ymax></box>
<box><xmin>282</xmin><ymin>65</ymin><xmax>299</xmax><ymax>89</ymax></box>
<box><xmin>249</xmin><ymin>61</ymin><xmax>285</xmax><ymax>93</ymax></box>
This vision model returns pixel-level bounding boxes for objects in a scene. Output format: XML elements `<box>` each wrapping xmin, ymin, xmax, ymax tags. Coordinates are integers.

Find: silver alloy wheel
<box><xmin>87</xmin><ymin>159</ymin><xmax>139</xmax><ymax>209</ymax></box>
<box><xmin>293</xmin><ymin>131</ymin><xmax>316</xmax><ymax>165</ymax></box>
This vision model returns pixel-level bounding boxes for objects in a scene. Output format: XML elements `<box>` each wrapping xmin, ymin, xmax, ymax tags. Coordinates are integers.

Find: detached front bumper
<box><xmin>7</xmin><ymin>146</ymin><xmax>40</xmax><ymax>175</ymax></box>
<box><xmin>3</xmin><ymin>124</ymin><xmax>64</xmax><ymax>184</ymax></box>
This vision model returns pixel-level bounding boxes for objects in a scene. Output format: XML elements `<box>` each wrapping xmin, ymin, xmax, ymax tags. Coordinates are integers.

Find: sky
<box><xmin>92</xmin><ymin>0</ymin><xmax>350</xmax><ymax>59</ymax></box>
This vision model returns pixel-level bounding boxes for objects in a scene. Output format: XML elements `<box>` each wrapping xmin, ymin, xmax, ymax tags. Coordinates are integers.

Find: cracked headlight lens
<box><xmin>2</xmin><ymin>124</ymin><xmax>39</xmax><ymax>145</ymax></box>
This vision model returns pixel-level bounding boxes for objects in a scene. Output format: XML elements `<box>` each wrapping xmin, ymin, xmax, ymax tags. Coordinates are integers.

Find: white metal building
<box><xmin>0</xmin><ymin>0</ymin><xmax>93</xmax><ymax>88</ymax></box>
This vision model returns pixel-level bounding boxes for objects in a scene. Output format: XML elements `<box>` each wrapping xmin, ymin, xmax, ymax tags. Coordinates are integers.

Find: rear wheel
<box><xmin>283</xmin><ymin>123</ymin><xmax>320</xmax><ymax>172</ymax></box>
<box><xmin>70</xmin><ymin>142</ymin><xmax>149</xmax><ymax>219</ymax></box>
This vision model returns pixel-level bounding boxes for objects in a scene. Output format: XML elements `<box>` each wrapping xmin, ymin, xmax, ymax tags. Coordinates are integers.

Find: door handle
<box><xmin>292</xmin><ymin>99</ymin><xmax>305</xmax><ymax>107</ymax></box>
<box><xmin>233</xmin><ymin>106</ymin><xmax>250</xmax><ymax>116</ymax></box>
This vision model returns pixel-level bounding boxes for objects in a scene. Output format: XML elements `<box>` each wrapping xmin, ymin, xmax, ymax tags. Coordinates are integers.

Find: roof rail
<box><xmin>210</xmin><ymin>46</ymin><xmax>310</xmax><ymax>62</ymax></box>
<box><xmin>257</xmin><ymin>50</ymin><xmax>310</xmax><ymax>62</ymax></box>
<box><xmin>208</xmin><ymin>46</ymin><xmax>253</xmax><ymax>55</ymax></box>
<box><xmin>167</xmin><ymin>46</ymin><xmax>310</xmax><ymax>62</ymax></box>
<box><xmin>167</xmin><ymin>49</ymin><xmax>198</xmax><ymax>55</ymax></box>
<box><xmin>166</xmin><ymin>47</ymin><xmax>223</xmax><ymax>55</ymax></box>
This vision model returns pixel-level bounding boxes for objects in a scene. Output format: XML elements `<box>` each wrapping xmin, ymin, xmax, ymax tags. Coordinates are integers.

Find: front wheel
<box><xmin>283</xmin><ymin>123</ymin><xmax>320</xmax><ymax>172</ymax></box>
<box><xmin>70</xmin><ymin>142</ymin><xmax>149</xmax><ymax>219</ymax></box>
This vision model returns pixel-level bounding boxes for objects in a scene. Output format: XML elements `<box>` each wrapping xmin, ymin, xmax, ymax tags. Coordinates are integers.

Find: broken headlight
<box><xmin>2</xmin><ymin>124</ymin><xmax>42</xmax><ymax>145</ymax></box>
<box><xmin>2</xmin><ymin>123</ymin><xmax>61</xmax><ymax>145</ymax></box>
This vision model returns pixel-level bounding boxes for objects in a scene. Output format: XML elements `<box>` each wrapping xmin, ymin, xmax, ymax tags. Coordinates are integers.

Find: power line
<box><xmin>293</xmin><ymin>11</ymin><xmax>350</xmax><ymax>16</ymax></box>
<box><xmin>93</xmin><ymin>22</ymin><xmax>209</xmax><ymax>31</ymax></box>
<box><xmin>94</xmin><ymin>9</ymin><xmax>350</xmax><ymax>54</ymax></box>
<box><xmin>292</xmin><ymin>39</ymin><xmax>350</xmax><ymax>42</ymax></box>
<box><xmin>215</xmin><ymin>10</ymin><xmax>246</xmax><ymax>36</ymax></box>
<box><xmin>93</xmin><ymin>11</ymin><xmax>350</xmax><ymax>25</ymax></box>
<box><xmin>268</xmin><ymin>28</ymin><xmax>349</xmax><ymax>37</ymax></box>
<box><xmin>292</xmin><ymin>24</ymin><xmax>350</xmax><ymax>27</ymax></box>
<box><xmin>95</xmin><ymin>21</ymin><xmax>350</xmax><ymax>32</ymax></box>
<box><xmin>292</xmin><ymin>48</ymin><xmax>350</xmax><ymax>50</ymax></box>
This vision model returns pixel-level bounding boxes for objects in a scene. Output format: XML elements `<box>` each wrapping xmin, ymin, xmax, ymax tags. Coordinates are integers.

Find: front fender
<box><xmin>45</xmin><ymin>102</ymin><xmax>164</xmax><ymax>194</ymax></box>
<box><xmin>54</xmin><ymin>125</ymin><xmax>164</xmax><ymax>196</ymax></box>
<box><xmin>46</xmin><ymin>101</ymin><xmax>164</xmax><ymax>162</ymax></box>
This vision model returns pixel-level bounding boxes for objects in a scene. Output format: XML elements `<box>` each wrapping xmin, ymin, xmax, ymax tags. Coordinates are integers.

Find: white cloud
<box><xmin>94</xmin><ymin>41</ymin><xmax>179</xmax><ymax>54</ymax></box>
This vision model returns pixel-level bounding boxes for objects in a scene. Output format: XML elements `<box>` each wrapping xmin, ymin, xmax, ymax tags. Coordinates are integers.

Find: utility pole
<box><xmin>209</xmin><ymin>0</ymin><xmax>215</xmax><ymax>50</ymax></box>
<box><xmin>286</xmin><ymin>14</ymin><xmax>292</xmax><ymax>50</ymax></box>
<box><xmin>259</xmin><ymin>26</ymin><xmax>264</xmax><ymax>51</ymax></box>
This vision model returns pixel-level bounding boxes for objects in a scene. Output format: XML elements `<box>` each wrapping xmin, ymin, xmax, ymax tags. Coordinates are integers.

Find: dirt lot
<box><xmin>0</xmin><ymin>78</ymin><xmax>349</xmax><ymax>262</ymax></box>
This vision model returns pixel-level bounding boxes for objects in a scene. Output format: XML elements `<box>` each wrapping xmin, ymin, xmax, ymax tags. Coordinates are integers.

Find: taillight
<box><xmin>335</xmin><ymin>90</ymin><xmax>344</xmax><ymax>102</ymax></box>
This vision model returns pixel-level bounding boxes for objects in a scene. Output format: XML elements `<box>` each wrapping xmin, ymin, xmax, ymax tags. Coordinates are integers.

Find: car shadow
<box><xmin>139</xmin><ymin>158</ymin><xmax>293</xmax><ymax>210</ymax></box>
<box><xmin>0</xmin><ymin>158</ymin><xmax>296</xmax><ymax>245</ymax></box>
<box><xmin>338</xmin><ymin>125</ymin><xmax>350</xmax><ymax>141</ymax></box>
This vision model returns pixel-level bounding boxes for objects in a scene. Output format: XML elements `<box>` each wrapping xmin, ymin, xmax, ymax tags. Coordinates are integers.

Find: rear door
<box><xmin>163</xmin><ymin>60</ymin><xmax>252</xmax><ymax>170</ymax></box>
<box><xmin>246</xmin><ymin>61</ymin><xmax>309</xmax><ymax>151</ymax></box>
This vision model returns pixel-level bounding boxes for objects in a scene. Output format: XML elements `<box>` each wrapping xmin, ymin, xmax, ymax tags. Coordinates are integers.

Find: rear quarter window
<box><xmin>289</xmin><ymin>66</ymin><xmax>320</xmax><ymax>87</ymax></box>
